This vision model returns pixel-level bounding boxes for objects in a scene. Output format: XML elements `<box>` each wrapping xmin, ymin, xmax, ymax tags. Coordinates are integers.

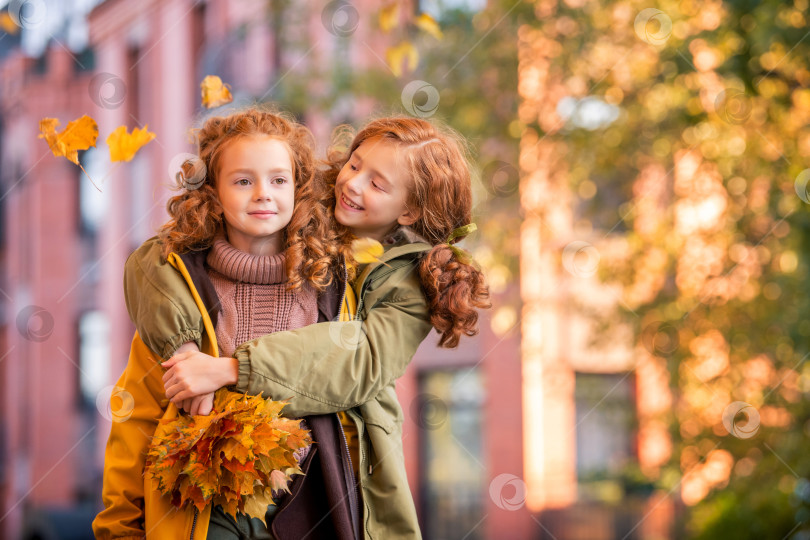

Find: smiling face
<box><xmin>216</xmin><ymin>136</ymin><xmax>295</xmax><ymax>256</ymax></box>
<box><xmin>334</xmin><ymin>136</ymin><xmax>418</xmax><ymax>241</ymax></box>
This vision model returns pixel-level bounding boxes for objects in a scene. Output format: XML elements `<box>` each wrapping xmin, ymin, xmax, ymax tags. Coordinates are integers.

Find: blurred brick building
<box><xmin>0</xmin><ymin>1</ymin><xmax>528</xmax><ymax>539</ymax></box>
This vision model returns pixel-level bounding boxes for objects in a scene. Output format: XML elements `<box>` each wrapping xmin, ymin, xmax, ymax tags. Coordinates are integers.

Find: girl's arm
<box><xmin>124</xmin><ymin>236</ymin><xmax>204</xmax><ymax>361</ymax></box>
<box><xmin>164</xmin><ymin>268</ymin><xmax>434</xmax><ymax>418</ymax></box>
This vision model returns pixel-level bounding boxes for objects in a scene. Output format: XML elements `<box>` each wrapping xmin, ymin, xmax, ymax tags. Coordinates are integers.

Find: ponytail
<box><xmin>418</xmin><ymin>244</ymin><xmax>490</xmax><ymax>348</ymax></box>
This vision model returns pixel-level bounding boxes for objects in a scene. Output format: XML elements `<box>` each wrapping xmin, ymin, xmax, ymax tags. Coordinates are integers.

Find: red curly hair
<box><xmin>323</xmin><ymin>117</ymin><xmax>491</xmax><ymax>348</ymax></box>
<box><xmin>158</xmin><ymin>107</ymin><xmax>335</xmax><ymax>291</ymax></box>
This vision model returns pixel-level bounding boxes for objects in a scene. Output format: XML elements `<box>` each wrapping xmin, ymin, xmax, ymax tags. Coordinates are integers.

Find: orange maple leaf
<box><xmin>38</xmin><ymin>115</ymin><xmax>98</xmax><ymax>166</ymax></box>
<box><xmin>38</xmin><ymin>115</ymin><xmax>101</xmax><ymax>191</ymax></box>
<box><xmin>106</xmin><ymin>125</ymin><xmax>155</xmax><ymax>162</ymax></box>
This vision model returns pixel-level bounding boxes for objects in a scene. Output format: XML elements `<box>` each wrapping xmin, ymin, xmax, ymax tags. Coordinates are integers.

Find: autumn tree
<box><xmin>518</xmin><ymin>0</ymin><xmax>810</xmax><ymax>537</ymax></box>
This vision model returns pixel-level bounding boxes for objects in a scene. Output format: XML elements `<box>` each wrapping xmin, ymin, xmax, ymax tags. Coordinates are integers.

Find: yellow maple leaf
<box><xmin>379</xmin><ymin>2</ymin><xmax>400</xmax><ymax>32</ymax></box>
<box><xmin>414</xmin><ymin>13</ymin><xmax>443</xmax><ymax>40</ymax></box>
<box><xmin>106</xmin><ymin>125</ymin><xmax>156</xmax><ymax>162</ymax></box>
<box><xmin>38</xmin><ymin>115</ymin><xmax>98</xmax><ymax>165</ymax></box>
<box><xmin>385</xmin><ymin>41</ymin><xmax>419</xmax><ymax>78</ymax></box>
<box><xmin>201</xmin><ymin>75</ymin><xmax>233</xmax><ymax>109</ymax></box>
<box><xmin>0</xmin><ymin>13</ymin><xmax>19</xmax><ymax>35</ymax></box>
<box><xmin>351</xmin><ymin>237</ymin><xmax>386</xmax><ymax>264</ymax></box>
<box><xmin>242</xmin><ymin>486</ymin><xmax>276</xmax><ymax>526</ymax></box>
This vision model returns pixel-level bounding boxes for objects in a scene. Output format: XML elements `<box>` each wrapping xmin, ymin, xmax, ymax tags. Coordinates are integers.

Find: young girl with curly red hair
<box><xmin>113</xmin><ymin>116</ymin><xmax>490</xmax><ymax>539</ymax></box>
<box><xmin>93</xmin><ymin>108</ymin><xmax>359</xmax><ymax>540</ymax></box>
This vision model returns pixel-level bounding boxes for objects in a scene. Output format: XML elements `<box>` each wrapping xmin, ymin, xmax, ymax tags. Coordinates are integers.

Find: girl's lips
<box><xmin>248</xmin><ymin>211</ymin><xmax>277</xmax><ymax>219</ymax></box>
<box><xmin>340</xmin><ymin>193</ymin><xmax>364</xmax><ymax>211</ymax></box>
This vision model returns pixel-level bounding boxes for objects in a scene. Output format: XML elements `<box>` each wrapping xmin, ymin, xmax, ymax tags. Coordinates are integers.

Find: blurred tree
<box><xmin>267</xmin><ymin>1</ymin><xmax>534</xmax><ymax>338</ymax></box>
<box><xmin>517</xmin><ymin>0</ymin><xmax>810</xmax><ymax>537</ymax></box>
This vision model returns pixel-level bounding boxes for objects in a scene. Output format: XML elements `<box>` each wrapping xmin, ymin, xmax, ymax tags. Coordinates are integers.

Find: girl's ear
<box><xmin>397</xmin><ymin>207</ymin><xmax>420</xmax><ymax>226</ymax></box>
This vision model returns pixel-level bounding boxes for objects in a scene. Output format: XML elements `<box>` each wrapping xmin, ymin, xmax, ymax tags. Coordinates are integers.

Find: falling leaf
<box><xmin>414</xmin><ymin>13</ymin><xmax>443</xmax><ymax>40</ymax></box>
<box><xmin>145</xmin><ymin>389</ymin><xmax>311</xmax><ymax>524</ymax></box>
<box><xmin>351</xmin><ymin>237</ymin><xmax>386</xmax><ymax>264</ymax></box>
<box><xmin>0</xmin><ymin>13</ymin><xmax>19</xmax><ymax>35</ymax></box>
<box><xmin>201</xmin><ymin>75</ymin><xmax>233</xmax><ymax>109</ymax></box>
<box><xmin>39</xmin><ymin>115</ymin><xmax>101</xmax><ymax>191</ymax></box>
<box><xmin>385</xmin><ymin>41</ymin><xmax>419</xmax><ymax>78</ymax></box>
<box><xmin>38</xmin><ymin>115</ymin><xmax>98</xmax><ymax>165</ymax></box>
<box><xmin>379</xmin><ymin>2</ymin><xmax>400</xmax><ymax>33</ymax></box>
<box><xmin>106</xmin><ymin>125</ymin><xmax>156</xmax><ymax>162</ymax></box>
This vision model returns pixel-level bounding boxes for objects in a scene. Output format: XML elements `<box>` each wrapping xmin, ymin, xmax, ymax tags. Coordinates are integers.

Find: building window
<box><xmin>418</xmin><ymin>366</ymin><xmax>485</xmax><ymax>539</ymax></box>
<box><xmin>575</xmin><ymin>372</ymin><xmax>637</xmax><ymax>502</ymax></box>
<box><xmin>78</xmin><ymin>310</ymin><xmax>110</xmax><ymax>406</ymax></box>
<box><xmin>78</xmin><ymin>147</ymin><xmax>108</xmax><ymax>236</ymax></box>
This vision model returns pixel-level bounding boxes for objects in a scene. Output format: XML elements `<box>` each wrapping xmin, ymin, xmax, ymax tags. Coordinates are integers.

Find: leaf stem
<box><xmin>78</xmin><ymin>164</ymin><xmax>102</xmax><ymax>192</ymax></box>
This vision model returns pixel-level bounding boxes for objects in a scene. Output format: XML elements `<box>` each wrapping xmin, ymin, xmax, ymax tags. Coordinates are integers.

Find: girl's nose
<box><xmin>345</xmin><ymin>174</ymin><xmax>363</xmax><ymax>195</ymax></box>
<box><xmin>254</xmin><ymin>181</ymin><xmax>272</xmax><ymax>200</ymax></box>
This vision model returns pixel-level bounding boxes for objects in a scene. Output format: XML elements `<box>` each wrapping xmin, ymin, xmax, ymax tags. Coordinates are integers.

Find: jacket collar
<box><xmin>355</xmin><ymin>226</ymin><xmax>433</xmax><ymax>289</ymax></box>
<box><xmin>170</xmin><ymin>246</ymin><xmax>342</xmax><ymax>327</ymax></box>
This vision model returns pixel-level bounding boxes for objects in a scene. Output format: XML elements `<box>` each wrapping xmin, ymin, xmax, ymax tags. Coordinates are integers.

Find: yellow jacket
<box><xmin>92</xmin><ymin>252</ymin><xmax>215</xmax><ymax>539</ymax></box>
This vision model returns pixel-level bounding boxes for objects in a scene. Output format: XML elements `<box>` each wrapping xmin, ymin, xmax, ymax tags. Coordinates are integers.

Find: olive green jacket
<box><xmin>123</xmin><ymin>231</ymin><xmax>434</xmax><ymax>539</ymax></box>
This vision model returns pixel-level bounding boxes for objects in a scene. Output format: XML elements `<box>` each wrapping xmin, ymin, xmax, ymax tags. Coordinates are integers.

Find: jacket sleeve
<box><xmin>232</xmin><ymin>268</ymin><xmax>433</xmax><ymax>418</ymax></box>
<box><xmin>123</xmin><ymin>237</ymin><xmax>204</xmax><ymax>360</ymax></box>
<box><xmin>92</xmin><ymin>334</ymin><xmax>168</xmax><ymax>539</ymax></box>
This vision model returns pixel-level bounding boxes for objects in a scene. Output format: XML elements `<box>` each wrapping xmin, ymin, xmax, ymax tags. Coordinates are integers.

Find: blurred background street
<box><xmin>0</xmin><ymin>0</ymin><xmax>808</xmax><ymax>538</ymax></box>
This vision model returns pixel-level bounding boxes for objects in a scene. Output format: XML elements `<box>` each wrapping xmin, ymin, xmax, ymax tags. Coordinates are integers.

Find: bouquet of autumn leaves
<box><xmin>145</xmin><ymin>389</ymin><xmax>311</xmax><ymax>525</ymax></box>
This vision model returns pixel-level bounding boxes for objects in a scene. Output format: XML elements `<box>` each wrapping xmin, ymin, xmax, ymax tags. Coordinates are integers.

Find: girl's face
<box><xmin>334</xmin><ymin>136</ymin><xmax>418</xmax><ymax>241</ymax></box>
<box><xmin>216</xmin><ymin>136</ymin><xmax>295</xmax><ymax>256</ymax></box>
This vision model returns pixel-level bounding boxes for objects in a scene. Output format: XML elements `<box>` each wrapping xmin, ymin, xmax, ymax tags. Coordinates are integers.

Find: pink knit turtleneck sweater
<box><xmin>205</xmin><ymin>234</ymin><xmax>318</xmax><ymax>358</ymax></box>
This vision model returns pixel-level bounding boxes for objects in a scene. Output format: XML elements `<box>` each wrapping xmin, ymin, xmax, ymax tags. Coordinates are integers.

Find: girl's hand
<box><xmin>162</xmin><ymin>350</ymin><xmax>239</xmax><ymax>403</ymax></box>
<box><xmin>178</xmin><ymin>393</ymin><xmax>215</xmax><ymax>416</ymax></box>
<box><xmin>188</xmin><ymin>393</ymin><xmax>215</xmax><ymax>416</ymax></box>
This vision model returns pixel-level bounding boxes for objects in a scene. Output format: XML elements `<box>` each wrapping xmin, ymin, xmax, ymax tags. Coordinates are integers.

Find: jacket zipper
<box><xmin>356</xmin><ymin>413</ymin><xmax>375</xmax><ymax>539</ymax></box>
<box><xmin>338</xmin><ymin>258</ymin><xmax>350</xmax><ymax>321</ymax></box>
<box><xmin>337</xmin><ymin>416</ymin><xmax>362</xmax><ymax>540</ymax></box>
<box><xmin>189</xmin><ymin>507</ymin><xmax>198</xmax><ymax>539</ymax></box>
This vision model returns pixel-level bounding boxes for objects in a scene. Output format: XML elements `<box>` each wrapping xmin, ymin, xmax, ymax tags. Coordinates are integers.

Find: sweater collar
<box><xmin>206</xmin><ymin>232</ymin><xmax>286</xmax><ymax>284</ymax></box>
